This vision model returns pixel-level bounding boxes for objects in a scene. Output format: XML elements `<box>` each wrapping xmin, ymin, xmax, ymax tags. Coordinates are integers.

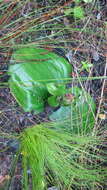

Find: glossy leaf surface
<box><xmin>46</xmin><ymin>83</ymin><xmax>66</xmax><ymax>96</ymax></box>
<box><xmin>9</xmin><ymin>48</ymin><xmax>72</xmax><ymax>113</ymax></box>
<box><xmin>48</xmin><ymin>96</ymin><xmax>59</xmax><ymax>107</ymax></box>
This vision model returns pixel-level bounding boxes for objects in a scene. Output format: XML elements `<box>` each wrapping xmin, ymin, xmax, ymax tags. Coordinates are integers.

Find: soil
<box><xmin>0</xmin><ymin>0</ymin><xmax>107</xmax><ymax>190</ymax></box>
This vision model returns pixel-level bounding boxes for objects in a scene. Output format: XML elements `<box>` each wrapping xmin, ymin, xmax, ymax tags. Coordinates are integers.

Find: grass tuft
<box><xmin>20</xmin><ymin>123</ymin><xmax>107</xmax><ymax>190</ymax></box>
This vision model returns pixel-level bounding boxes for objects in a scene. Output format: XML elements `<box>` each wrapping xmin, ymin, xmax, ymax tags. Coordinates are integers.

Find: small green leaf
<box><xmin>46</xmin><ymin>83</ymin><xmax>57</xmax><ymax>95</ymax></box>
<box><xmin>48</xmin><ymin>96</ymin><xmax>59</xmax><ymax>107</ymax></box>
<box><xmin>73</xmin><ymin>6</ymin><xmax>85</xmax><ymax>19</ymax></box>
<box><xmin>81</xmin><ymin>61</ymin><xmax>93</xmax><ymax>72</ymax></box>
<box><xmin>47</xmin><ymin>83</ymin><xmax>66</xmax><ymax>96</ymax></box>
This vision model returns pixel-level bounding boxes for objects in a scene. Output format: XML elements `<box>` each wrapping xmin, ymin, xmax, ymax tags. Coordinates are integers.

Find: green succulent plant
<box><xmin>8</xmin><ymin>47</ymin><xmax>72</xmax><ymax>113</ymax></box>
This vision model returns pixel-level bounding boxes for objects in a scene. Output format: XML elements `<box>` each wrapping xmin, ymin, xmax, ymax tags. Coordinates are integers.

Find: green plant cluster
<box><xmin>9</xmin><ymin>47</ymin><xmax>96</xmax><ymax>134</ymax></box>
<box><xmin>9</xmin><ymin>47</ymin><xmax>72</xmax><ymax>113</ymax></box>
<box><xmin>21</xmin><ymin>124</ymin><xmax>106</xmax><ymax>190</ymax></box>
<box><xmin>8</xmin><ymin>48</ymin><xmax>106</xmax><ymax>190</ymax></box>
<box><xmin>0</xmin><ymin>0</ymin><xmax>106</xmax><ymax>189</ymax></box>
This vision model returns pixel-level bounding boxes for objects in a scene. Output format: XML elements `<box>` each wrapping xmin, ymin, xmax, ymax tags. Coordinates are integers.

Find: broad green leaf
<box><xmin>46</xmin><ymin>83</ymin><xmax>66</xmax><ymax>96</ymax></box>
<box><xmin>73</xmin><ymin>6</ymin><xmax>85</xmax><ymax>19</ymax></box>
<box><xmin>48</xmin><ymin>96</ymin><xmax>59</xmax><ymax>107</ymax></box>
<box><xmin>8</xmin><ymin>48</ymin><xmax>72</xmax><ymax>113</ymax></box>
<box><xmin>49</xmin><ymin>87</ymin><xmax>96</xmax><ymax>134</ymax></box>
